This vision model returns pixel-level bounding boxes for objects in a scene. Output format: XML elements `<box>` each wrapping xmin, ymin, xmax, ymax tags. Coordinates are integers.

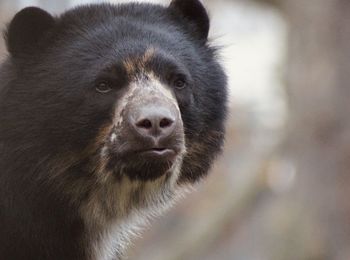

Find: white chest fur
<box><xmin>83</xmin><ymin>160</ymin><xmax>186</xmax><ymax>260</ymax></box>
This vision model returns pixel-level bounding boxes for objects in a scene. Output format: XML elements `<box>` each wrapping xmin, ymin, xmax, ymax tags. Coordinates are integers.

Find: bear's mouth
<box><xmin>116</xmin><ymin>148</ymin><xmax>180</xmax><ymax>181</ymax></box>
<box><xmin>138</xmin><ymin>147</ymin><xmax>177</xmax><ymax>160</ymax></box>
<box><xmin>103</xmin><ymin>143</ymin><xmax>184</xmax><ymax>181</ymax></box>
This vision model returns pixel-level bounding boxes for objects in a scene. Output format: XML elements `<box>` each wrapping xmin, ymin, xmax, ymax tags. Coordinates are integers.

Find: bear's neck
<box><xmin>84</xmin><ymin>213</ymin><xmax>145</xmax><ymax>260</ymax></box>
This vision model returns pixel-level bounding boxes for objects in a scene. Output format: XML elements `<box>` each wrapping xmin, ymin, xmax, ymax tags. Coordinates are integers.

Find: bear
<box><xmin>0</xmin><ymin>1</ymin><xmax>227</xmax><ymax>259</ymax></box>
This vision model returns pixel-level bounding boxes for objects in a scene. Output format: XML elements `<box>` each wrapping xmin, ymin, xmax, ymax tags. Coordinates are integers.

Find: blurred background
<box><xmin>1</xmin><ymin>0</ymin><xmax>350</xmax><ymax>259</ymax></box>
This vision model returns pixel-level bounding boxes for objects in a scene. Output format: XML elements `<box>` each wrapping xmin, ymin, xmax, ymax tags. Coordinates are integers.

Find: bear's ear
<box><xmin>5</xmin><ymin>7</ymin><xmax>55</xmax><ymax>57</ymax></box>
<box><xmin>169</xmin><ymin>0</ymin><xmax>210</xmax><ymax>41</ymax></box>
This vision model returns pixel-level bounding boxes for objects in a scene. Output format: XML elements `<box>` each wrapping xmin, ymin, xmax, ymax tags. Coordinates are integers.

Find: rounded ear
<box><xmin>169</xmin><ymin>0</ymin><xmax>210</xmax><ymax>40</ymax></box>
<box><xmin>5</xmin><ymin>7</ymin><xmax>55</xmax><ymax>57</ymax></box>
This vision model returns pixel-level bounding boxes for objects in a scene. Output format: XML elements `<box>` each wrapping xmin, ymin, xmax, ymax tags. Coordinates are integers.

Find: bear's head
<box><xmin>0</xmin><ymin>0</ymin><xmax>227</xmax><ymax>223</ymax></box>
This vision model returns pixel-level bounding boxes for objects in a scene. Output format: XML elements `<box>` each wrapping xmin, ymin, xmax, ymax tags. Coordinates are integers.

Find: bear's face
<box><xmin>39</xmin><ymin>22</ymin><xmax>198</xmax><ymax>182</ymax></box>
<box><xmin>97</xmin><ymin>53</ymin><xmax>186</xmax><ymax>182</ymax></box>
<box><xmin>0</xmin><ymin>1</ymin><xmax>227</xmax><ymax>223</ymax></box>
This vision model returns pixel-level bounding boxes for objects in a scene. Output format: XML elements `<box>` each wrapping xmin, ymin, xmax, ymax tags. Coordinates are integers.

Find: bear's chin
<box><xmin>106</xmin><ymin>149</ymin><xmax>180</xmax><ymax>181</ymax></box>
<box><xmin>121</xmin><ymin>162</ymin><xmax>173</xmax><ymax>181</ymax></box>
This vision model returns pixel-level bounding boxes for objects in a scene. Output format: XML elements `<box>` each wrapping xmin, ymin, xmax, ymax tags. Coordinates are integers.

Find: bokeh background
<box><xmin>1</xmin><ymin>0</ymin><xmax>350</xmax><ymax>259</ymax></box>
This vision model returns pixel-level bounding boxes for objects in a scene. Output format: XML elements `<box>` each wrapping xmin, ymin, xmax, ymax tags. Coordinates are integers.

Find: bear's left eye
<box><xmin>96</xmin><ymin>82</ymin><xmax>112</xmax><ymax>94</ymax></box>
<box><xmin>173</xmin><ymin>77</ymin><xmax>187</xmax><ymax>90</ymax></box>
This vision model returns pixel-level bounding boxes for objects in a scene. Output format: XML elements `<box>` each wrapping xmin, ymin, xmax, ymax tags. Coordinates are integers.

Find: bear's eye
<box><xmin>96</xmin><ymin>82</ymin><xmax>112</xmax><ymax>94</ymax></box>
<box><xmin>173</xmin><ymin>77</ymin><xmax>187</xmax><ymax>90</ymax></box>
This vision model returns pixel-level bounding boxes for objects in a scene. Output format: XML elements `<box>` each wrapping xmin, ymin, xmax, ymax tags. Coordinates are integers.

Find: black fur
<box><xmin>0</xmin><ymin>1</ymin><xmax>227</xmax><ymax>259</ymax></box>
<box><xmin>5</xmin><ymin>7</ymin><xmax>55</xmax><ymax>57</ymax></box>
<box><xmin>170</xmin><ymin>0</ymin><xmax>210</xmax><ymax>40</ymax></box>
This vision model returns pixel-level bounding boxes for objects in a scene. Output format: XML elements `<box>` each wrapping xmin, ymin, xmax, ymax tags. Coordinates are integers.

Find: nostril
<box><xmin>159</xmin><ymin>118</ymin><xmax>173</xmax><ymax>128</ymax></box>
<box><xmin>136</xmin><ymin>119</ymin><xmax>152</xmax><ymax>129</ymax></box>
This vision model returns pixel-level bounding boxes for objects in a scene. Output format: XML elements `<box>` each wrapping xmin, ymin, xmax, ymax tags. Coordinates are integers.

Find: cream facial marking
<box><xmin>110</xmin><ymin>133</ymin><xmax>117</xmax><ymax>143</ymax></box>
<box><xmin>123</xmin><ymin>47</ymin><xmax>155</xmax><ymax>76</ymax></box>
<box><xmin>110</xmin><ymin>72</ymin><xmax>182</xmax><ymax>145</ymax></box>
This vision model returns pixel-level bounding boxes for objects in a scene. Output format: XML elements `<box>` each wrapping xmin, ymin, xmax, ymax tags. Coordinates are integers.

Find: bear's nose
<box><xmin>131</xmin><ymin>105</ymin><xmax>177</xmax><ymax>142</ymax></box>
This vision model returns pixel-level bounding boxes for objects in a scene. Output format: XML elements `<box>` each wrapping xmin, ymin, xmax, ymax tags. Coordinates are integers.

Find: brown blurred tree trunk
<box><xmin>282</xmin><ymin>0</ymin><xmax>350</xmax><ymax>259</ymax></box>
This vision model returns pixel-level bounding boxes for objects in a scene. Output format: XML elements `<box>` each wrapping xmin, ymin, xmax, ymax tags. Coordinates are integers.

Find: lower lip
<box><xmin>141</xmin><ymin>149</ymin><xmax>176</xmax><ymax>159</ymax></box>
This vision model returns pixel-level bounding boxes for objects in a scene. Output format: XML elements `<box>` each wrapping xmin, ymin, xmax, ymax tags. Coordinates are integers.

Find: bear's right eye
<box><xmin>96</xmin><ymin>82</ymin><xmax>112</xmax><ymax>94</ymax></box>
